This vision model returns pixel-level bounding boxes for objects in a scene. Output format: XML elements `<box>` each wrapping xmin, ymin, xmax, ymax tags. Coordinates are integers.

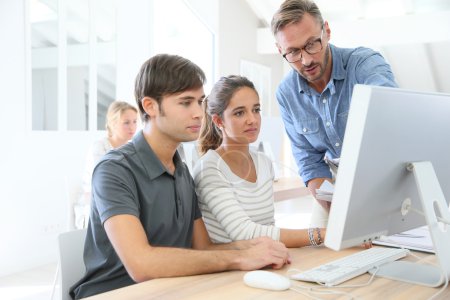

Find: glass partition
<box><xmin>29</xmin><ymin>0</ymin><xmax>117</xmax><ymax>131</ymax></box>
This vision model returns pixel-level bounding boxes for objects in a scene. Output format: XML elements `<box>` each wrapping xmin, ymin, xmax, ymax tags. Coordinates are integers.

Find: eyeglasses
<box><xmin>282</xmin><ymin>28</ymin><xmax>324</xmax><ymax>63</ymax></box>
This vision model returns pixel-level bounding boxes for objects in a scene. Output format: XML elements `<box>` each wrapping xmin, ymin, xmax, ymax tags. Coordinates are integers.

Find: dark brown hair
<box><xmin>134</xmin><ymin>54</ymin><xmax>206</xmax><ymax>122</ymax></box>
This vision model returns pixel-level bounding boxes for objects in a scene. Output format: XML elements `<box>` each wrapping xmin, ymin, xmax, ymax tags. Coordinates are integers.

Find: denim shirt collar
<box><xmin>297</xmin><ymin>44</ymin><xmax>345</xmax><ymax>96</ymax></box>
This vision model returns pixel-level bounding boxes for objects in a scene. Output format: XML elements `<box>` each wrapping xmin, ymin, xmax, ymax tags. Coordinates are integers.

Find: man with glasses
<box><xmin>271</xmin><ymin>0</ymin><xmax>397</xmax><ymax>226</ymax></box>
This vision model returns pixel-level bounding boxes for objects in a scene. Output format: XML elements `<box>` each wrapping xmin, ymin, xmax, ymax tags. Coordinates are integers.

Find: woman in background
<box><xmin>193</xmin><ymin>75</ymin><xmax>325</xmax><ymax>247</ymax></box>
<box><xmin>75</xmin><ymin>101</ymin><xmax>138</xmax><ymax>229</ymax></box>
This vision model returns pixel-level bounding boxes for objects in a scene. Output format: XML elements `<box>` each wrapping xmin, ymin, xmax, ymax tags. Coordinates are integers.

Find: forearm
<box><xmin>191</xmin><ymin>218</ymin><xmax>252</xmax><ymax>251</ymax></box>
<box><xmin>280</xmin><ymin>228</ymin><xmax>327</xmax><ymax>248</ymax></box>
<box><xmin>117</xmin><ymin>218</ymin><xmax>290</xmax><ymax>282</ymax></box>
<box><xmin>105</xmin><ymin>216</ymin><xmax>241</xmax><ymax>282</ymax></box>
<box><xmin>193</xmin><ymin>222</ymin><xmax>273</xmax><ymax>251</ymax></box>
<box><xmin>279</xmin><ymin>229</ymin><xmax>310</xmax><ymax>248</ymax></box>
<box><xmin>202</xmin><ymin>239</ymin><xmax>251</xmax><ymax>251</ymax></box>
<box><xmin>128</xmin><ymin>246</ymin><xmax>242</xmax><ymax>282</ymax></box>
<box><xmin>126</xmin><ymin>239</ymin><xmax>290</xmax><ymax>282</ymax></box>
<box><xmin>307</xmin><ymin>177</ymin><xmax>329</xmax><ymax>198</ymax></box>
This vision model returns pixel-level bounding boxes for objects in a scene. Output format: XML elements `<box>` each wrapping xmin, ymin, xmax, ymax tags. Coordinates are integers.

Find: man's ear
<box><xmin>141</xmin><ymin>96</ymin><xmax>158</xmax><ymax>118</ymax></box>
<box><xmin>324</xmin><ymin>20</ymin><xmax>331</xmax><ymax>40</ymax></box>
<box><xmin>211</xmin><ymin>114</ymin><xmax>223</xmax><ymax>129</ymax></box>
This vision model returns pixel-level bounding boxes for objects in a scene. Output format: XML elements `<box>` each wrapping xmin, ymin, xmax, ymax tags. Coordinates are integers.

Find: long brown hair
<box><xmin>198</xmin><ymin>75</ymin><xmax>257</xmax><ymax>155</ymax></box>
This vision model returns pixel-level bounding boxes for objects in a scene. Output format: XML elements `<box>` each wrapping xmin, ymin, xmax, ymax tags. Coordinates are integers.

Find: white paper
<box><xmin>315</xmin><ymin>180</ymin><xmax>335</xmax><ymax>202</ymax></box>
<box><xmin>316</xmin><ymin>180</ymin><xmax>335</xmax><ymax>194</ymax></box>
<box><xmin>373</xmin><ymin>226</ymin><xmax>434</xmax><ymax>253</ymax></box>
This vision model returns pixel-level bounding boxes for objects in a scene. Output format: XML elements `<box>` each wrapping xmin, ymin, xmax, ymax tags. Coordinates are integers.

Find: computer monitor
<box><xmin>325</xmin><ymin>85</ymin><xmax>450</xmax><ymax>286</ymax></box>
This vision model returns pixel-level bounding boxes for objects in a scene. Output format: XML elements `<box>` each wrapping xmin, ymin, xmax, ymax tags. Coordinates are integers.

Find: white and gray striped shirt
<box><xmin>193</xmin><ymin>149</ymin><xmax>280</xmax><ymax>243</ymax></box>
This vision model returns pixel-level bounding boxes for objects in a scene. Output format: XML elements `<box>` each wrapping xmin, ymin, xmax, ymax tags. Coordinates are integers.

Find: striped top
<box><xmin>193</xmin><ymin>149</ymin><xmax>280</xmax><ymax>243</ymax></box>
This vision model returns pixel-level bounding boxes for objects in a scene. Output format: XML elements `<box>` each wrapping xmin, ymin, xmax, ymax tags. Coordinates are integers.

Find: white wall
<box><xmin>218</xmin><ymin>0</ymin><xmax>283</xmax><ymax>116</ymax></box>
<box><xmin>0</xmin><ymin>0</ymin><xmax>289</xmax><ymax>276</ymax></box>
<box><xmin>185</xmin><ymin>0</ymin><xmax>218</xmax><ymax>33</ymax></box>
<box><xmin>116</xmin><ymin>0</ymin><xmax>153</xmax><ymax>102</ymax></box>
<box><xmin>0</xmin><ymin>0</ymin><xmax>106</xmax><ymax>271</ymax></box>
<box><xmin>0</xmin><ymin>0</ymin><xmax>165</xmax><ymax>277</ymax></box>
<box><xmin>0</xmin><ymin>1</ymin><xmax>119</xmax><ymax>276</ymax></box>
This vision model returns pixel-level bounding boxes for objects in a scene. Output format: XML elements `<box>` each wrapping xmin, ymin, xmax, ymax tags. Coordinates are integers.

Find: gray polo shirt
<box><xmin>71</xmin><ymin>131</ymin><xmax>201</xmax><ymax>299</ymax></box>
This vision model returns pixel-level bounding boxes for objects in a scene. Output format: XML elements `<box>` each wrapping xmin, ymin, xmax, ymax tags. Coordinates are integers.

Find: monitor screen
<box><xmin>325</xmin><ymin>85</ymin><xmax>450</xmax><ymax>251</ymax></box>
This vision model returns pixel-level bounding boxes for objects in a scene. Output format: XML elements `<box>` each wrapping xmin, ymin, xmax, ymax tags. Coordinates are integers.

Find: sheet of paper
<box><xmin>316</xmin><ymin>180</ymin><xmax>335</xmax><ymax>194</ymax></box>
<box><xmin>373</xmin><ymin>226</ymin><xmax>434</xmax><ymax>253</ymax></box>
<box><xmin>315</xmin><ymin>180</ymin><xmax>335</xmax><ymax>202</ymax></box>
<box><xmin>316</xmin><ymin>194</ymin><xmax>333</xmax><ymax>202</ymax></box>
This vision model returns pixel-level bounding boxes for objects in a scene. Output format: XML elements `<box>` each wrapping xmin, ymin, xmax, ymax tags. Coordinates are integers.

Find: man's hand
<box><xmin>307</xmin><ymin>177</ymin><xmax>332</xmax><ymax>212</ymax></box>
<box><xmin>237</xmin><ymin>237</ymin><xmax>291</xmax><ymax>270</ymax></box>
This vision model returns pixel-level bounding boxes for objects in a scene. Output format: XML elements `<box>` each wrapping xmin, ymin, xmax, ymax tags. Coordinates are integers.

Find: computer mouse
<box><xmin>243</xmin><ymin>270</ymin><xmax>291</xmax><ymax>291</ymax></box>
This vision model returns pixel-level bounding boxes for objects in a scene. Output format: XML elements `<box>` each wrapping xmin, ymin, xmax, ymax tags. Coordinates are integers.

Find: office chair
<box><xmin>53</xmin><ymin>229</ymin><xmax>87</xmax><ymax>300</ymax></box>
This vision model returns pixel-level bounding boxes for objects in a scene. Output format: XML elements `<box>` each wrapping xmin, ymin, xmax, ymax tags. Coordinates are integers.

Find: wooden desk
<box><xmin>85</xmin><ymin>247</ymin><xmax>449</xmax><ymax>300</ymax></box>
<box><xmin>273</xmin><ymin>177</ymin><xmax>309</xmax><ymax>201</ymax></box>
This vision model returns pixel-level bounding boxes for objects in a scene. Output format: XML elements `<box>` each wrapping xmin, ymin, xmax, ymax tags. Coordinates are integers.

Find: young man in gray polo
<box><xmin>70</xmin><ymin>54</ymin><xmax>291</xmax><ymax>299</ymax></box>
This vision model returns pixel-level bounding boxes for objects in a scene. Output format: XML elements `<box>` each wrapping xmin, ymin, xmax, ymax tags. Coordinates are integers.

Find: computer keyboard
<box><xmin>291</xmin><ymin>247</ymin><xmax>409</xmax><ymax>286</ymax></box>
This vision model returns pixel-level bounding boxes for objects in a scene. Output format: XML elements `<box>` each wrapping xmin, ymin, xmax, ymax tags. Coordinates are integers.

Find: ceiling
<box><xmin>29</xmin><ymin>0</ymin><xmax>450</xmax><ymax>94</ymax></box>
<box><xmin>247</xmin><ymin>0</ymin><xmax>450</xmax><ymax>25</ymax></box>
<box><xmin>246</xmin><ymin>0</ymin><xmax>450</xmax><ymax>93</ymax></box>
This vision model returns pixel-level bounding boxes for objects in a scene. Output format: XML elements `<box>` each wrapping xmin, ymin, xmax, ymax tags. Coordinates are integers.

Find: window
<box><xmin>28</xmin><ymin>0</ymin><xmax>214</xmax><ymax>131</ymax></box>
<box><xmin>29</xmin><ymin>0</ymin><xmax>116</xmax><ymax>131</ymax></box>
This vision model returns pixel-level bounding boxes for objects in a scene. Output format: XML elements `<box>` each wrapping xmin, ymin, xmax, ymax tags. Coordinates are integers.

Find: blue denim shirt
<box><xmin>276</xmin><ymin>44</ymin><xmax>397</xmax><ymax>184</ymax></box>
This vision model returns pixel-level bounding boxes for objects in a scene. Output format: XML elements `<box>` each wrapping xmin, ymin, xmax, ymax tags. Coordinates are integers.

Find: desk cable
<box><xmin>408</xmin><ymin>206</ymin><xmax>450</xmax><ymax>299</ymax></box>
<box><xmin>409</xmin><ymin>207</ymin><xmax>450</xmax><ymax>226</ymax></box>
<box><xmin>407</xmin><ymin>250</ymin><xmax>449</xmax><ymax>300</ymax></box>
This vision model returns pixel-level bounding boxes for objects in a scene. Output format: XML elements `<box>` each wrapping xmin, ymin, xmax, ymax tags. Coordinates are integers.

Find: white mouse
<box><xmin>243</xmin><ymin>270</ymin><xmax>291</xmax><ymax>291</ymax></box>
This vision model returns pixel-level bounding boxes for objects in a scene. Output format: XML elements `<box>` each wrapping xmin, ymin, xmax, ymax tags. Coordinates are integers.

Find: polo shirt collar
<box><xmin>133</xmin><ymin>130</ymin><xmax>184</xmax><ymax>180</ymax></box>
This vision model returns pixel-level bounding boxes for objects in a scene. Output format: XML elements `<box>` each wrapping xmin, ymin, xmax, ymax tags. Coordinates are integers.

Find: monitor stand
<box><xmin>369</xmin><ymin>161</ymin><xmax>450</xmax><ymax>287</ymax></box>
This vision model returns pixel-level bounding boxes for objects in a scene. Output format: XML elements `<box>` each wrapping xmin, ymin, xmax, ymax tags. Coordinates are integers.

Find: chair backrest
<box><xmin>58</xmin><ymin>229</ymin><xmax>87</xmax><ymax>300</ymax></box>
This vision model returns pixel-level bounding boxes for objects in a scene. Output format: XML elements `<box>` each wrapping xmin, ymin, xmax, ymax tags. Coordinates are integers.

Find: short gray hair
<box><xmin>271</xmin><ymin>0</ymin><xmax>324</xmax><ymax>36</ymax></box>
